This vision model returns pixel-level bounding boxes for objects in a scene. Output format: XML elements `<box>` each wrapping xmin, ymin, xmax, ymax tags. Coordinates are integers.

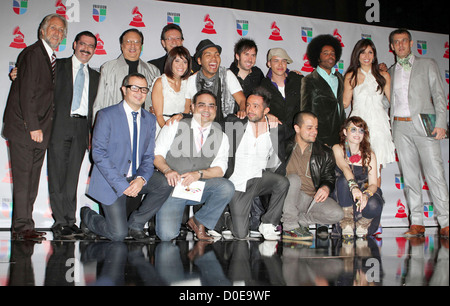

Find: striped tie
<box><xmin>51</xmin><ymin>52</ymin><xmax>56</xmax><ymax>79</ymax></box>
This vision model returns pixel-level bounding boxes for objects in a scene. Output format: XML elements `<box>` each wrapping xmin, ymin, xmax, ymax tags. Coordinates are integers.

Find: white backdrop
<box><xmin>0</xmin><ymin>0</ymin><xmax>448</xmax><ymax>229</ymax></box>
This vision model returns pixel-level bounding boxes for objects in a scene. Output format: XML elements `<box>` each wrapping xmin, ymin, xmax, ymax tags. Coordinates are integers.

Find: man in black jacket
<box><xmin>281</xmin><ymin>111</ymin><xmax>343</xmax><ymax>241</ymax></box>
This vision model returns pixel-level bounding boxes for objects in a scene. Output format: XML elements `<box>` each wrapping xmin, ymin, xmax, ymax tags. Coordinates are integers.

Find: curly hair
<box><xmin>339</xmin><ymin>116</ymin><xmax>372</xmax><ymax>172</ymax></box>
<box><xmin>306</xmin><ymin>34</ymin><xmax>342</xmax><ymax>68</ymax></box>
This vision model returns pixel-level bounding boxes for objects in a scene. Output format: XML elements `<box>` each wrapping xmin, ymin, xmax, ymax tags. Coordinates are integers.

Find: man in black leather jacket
<box><xmin>281</xmin><ymin>111</ymin><xmax>343</xmax><ymax>241</ymax></box>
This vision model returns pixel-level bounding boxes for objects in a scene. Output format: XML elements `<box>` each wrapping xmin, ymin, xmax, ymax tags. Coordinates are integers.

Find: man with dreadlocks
<box><xmin>301</xmin><ymin>34</ymin><xmax>345</xmax><ymax>149</ymax></box>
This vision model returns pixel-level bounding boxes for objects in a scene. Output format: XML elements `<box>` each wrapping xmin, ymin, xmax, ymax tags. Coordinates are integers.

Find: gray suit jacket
<box><xmin>388</xmin><ymin>56</ymin><xmax>447</xmax><ymax>136</ymax></box>
<box><xmin>92</xmin><ymin>54</ymin><xmax>160</xmax><ymax>122</ymax></box>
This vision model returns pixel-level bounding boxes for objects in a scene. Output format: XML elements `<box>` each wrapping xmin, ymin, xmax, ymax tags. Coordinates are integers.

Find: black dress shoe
<box><xmin>13</xmin><ymin>229</ymin><xmax>47</xmax><ymax>241</ymax></box>
<box><xmin>129</xmin><ymin>228</ymin><xmax>154</xmax><ymax>242</ymax></box>
<box><xmin>52</xmin><ymin>224</ymin><xmax>73</xmax><ymax>238</ymax></box>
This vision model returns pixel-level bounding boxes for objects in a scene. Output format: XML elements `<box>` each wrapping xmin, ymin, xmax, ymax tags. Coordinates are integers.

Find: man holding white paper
<box><xmin>152</xmin><ymin>89</ymin><xmax>234</xmax><ymax>241</ymax></box>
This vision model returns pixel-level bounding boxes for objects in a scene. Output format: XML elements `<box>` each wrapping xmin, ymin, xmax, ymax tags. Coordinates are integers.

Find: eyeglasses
<box><xmin>124</xmin><ymin>40</ymin><xmax>142</xmax><ymax>45</ymax></box>
<box><xmin>196</xmin><ymin>102</ymin><xmax>217</xmax><ymax>110</ymax></box>
<box><xmin>348</xmin><ymin>127</ymin><xmax>365</xmax><ymax>134</ymax></box>
<box><xmin>125</xmin><ymin>85</ymin><xmax>149</xmax><ymax>94</ymax></box>
<box><xmin>165</xmin><ymin>37</ymin><xmax>182</xmax><ymax>42</ymax></box>
<box><xmin>78</xmin><ymin>41</ymin><xmax>96</xmax><ymax>49</ymax></box>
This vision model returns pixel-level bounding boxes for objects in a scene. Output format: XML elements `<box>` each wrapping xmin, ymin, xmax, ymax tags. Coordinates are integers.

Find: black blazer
<box><xmin>300</xmin><ymin>69</ymin><xmax>345</xmax><ymax>147</ymax></box>
<box><xmin>3</xmin><ymin>40</ymin><xmax>55</xmax><ymax>149</ymax></box>
<box><xmin>51</xmin><ymin>56</ymin><xmax>100</xmax><ymax>147</ymax></box>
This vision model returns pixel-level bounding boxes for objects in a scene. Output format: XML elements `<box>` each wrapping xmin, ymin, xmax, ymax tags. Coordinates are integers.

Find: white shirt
<box><xmin>41</xmin><ymin>39</ymin><xmax>54</xmax><ymax>61</ymax></box>
<box><xmin>123</xmin><ymin>102</ymin><xmax>141</xmax><ymax>177</ymax></box>
<box><xmin>71</xmin><ymin>55</ymin><xmax>90</xmax><ymax>116</ymax></box>
<box><xmin>185</xmin><ymin>69</ymin><xmax>243</xmax><ymax>100</ymax></box>
<box><xmin>393</xmin><ymin>55</ymin><xmax>415</xmax><ymax>117</ymax></box>
<box><xmin>155</xmin><ymin>118</ymin><xmax>229</xmax><ymax>175</ymax></box>
<box><xmin>229</xmin><ymin>122</ymin><xmax>273</xmax><ymax>192</ymax></box>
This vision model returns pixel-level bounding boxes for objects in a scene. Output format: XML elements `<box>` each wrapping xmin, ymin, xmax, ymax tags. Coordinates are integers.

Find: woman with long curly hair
<box><xmin>343</xmin><ymin>39</ymin><xmax>395</xmax><ymax>185</ymax></box>
<box><xmin>332</xmin><ymin>116</ymin><xmax>384</xmax><ymax>238</ymax></box>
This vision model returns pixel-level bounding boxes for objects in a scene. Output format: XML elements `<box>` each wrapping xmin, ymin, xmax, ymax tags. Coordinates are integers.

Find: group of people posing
<box><xmin>3</xmin><ymin>13</ymin><xmax>448</xmax><ymax>243</ymax></box>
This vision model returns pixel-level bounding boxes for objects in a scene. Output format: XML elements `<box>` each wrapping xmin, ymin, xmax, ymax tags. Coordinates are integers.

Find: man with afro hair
<box><xmin>301</xmin><ymin>34</ymin><xmax>345</xmax><ymax>148</ymax></box>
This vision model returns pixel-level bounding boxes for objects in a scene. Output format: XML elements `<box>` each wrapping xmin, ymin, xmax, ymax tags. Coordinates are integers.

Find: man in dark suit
<box><xmin>301</xmin><ymin>34</ymin><xmax>345</xmax><ymax>148</ymax></box>
<box><xmin>47</xmin><ymin>31</ymin><xmax>100</xmax><ymax>238</ymax></box>
<box><xmin>2</xmin><ymin>14</ymin><xmax>68</xmax><ymax>240</ymax></box>
<box><xmin>148</xmin><ymin>23</ymin><xmax>200</xmax><ymax>74</ymax></box>
<box><xmin>81</xmin><ymin>73</ymin><xmax>170</xmax><ymax>242</ymax></box>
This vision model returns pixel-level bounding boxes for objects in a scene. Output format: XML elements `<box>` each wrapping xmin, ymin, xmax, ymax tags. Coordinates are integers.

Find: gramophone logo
<box><xmin>444</xmin><ymin>42</ymin><xmax>449</xmax><ymax>59</ymax></box>
<box><xmin>301</xmin><ymin>27</ymin><xmax>313</xmax><ymax>43</ymax></box>
<box><xmin>333</xmin><ymin>29</ymin><xmax>345</xmax><ymax>47</ymax></box>
<box><xmin>301</xmin><ymin>53</ymin><xmax>314</xmax><ymax>73</ymax></box>
<box><xmin>9</xmin><ymin>26</ymin><xmax>27</xmax><ymax>49</ymax></box>
<box><xmin>236</xmin><ymin>20</ymin><xmax>249</xmax><ymax>37</ymax></box>
<box><xmin>395</xmin><ymin>199</ymin><xmax>408</xmax><ymax>219</ymax></box>
<box><xmin>417</xmin><ymin>40</ymin><xmax>427</xmax><ymax>55</ymax></box>
<box><xmin>93</xmin><ymin>4</ymin><xmax>107</xmax><ymax>22</ymax></box>
<box><xmin>55</xmin><ymin>0</ymin><xmax>68</xmax><ymax>20</ymax></box>
<box><xmin>13</xmin><ymin>0</ymin><xmax>28</xmax><ymax>15</ymax></box>
<box><xmin>167</xmin><ymin>12</ymin><xmax>180</xmax><ymax>25</ymax></box>
<box><xmin>129</xmin><ymin>6</ymin><xmax>145</xmax><ymax>27</ymax></box>
<box><xmin>94</xmin><ymin>33</ymin><xmax>107</xmax><ymax>55</ymax></box>
<box><xmin>269</xmin><ymin>22</ymin><xmax>283</xmax><ymax>41</ymax></box>
<box><xmin>201</xmin><ymin>14</ymin><xmax>217</xmax><ymax>34</ymax></box>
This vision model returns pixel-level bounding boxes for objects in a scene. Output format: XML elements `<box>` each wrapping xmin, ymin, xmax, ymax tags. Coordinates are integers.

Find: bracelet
<box><xmin>363</xmin><ymin>190</ymin><xmax>374</xmax><ymax>197</ymax></box>
<box><xmin>348</xmin><ymin>179</ymin><xmax>358</xmax><ymax>192</ymax></box>
<box><xmin>162</xmin><ymin>167</ymin><xmax>171</xmax><ymax>174</ymax></box>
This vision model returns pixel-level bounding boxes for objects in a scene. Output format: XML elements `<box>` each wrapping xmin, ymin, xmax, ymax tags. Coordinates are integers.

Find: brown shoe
<box><xmin>404</xmin><ymin>225</ymin><xmax>425</xmax><ymax>237</ymax></box>
<box><xmin>440</xmin><ymin>226</ymin><xmax>449</xmax><ymax>238</ymax></box>
<box><xmin>186</xmin><ymin>217</ymin><xmax>214</xmax><ymax>241</ymax></box>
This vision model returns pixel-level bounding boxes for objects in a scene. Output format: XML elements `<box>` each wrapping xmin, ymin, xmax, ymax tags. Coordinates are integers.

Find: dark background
<box><xmin>159</xmin><ymin>0</ymin><xmax>449</xmax><ymax>35</ymax></box>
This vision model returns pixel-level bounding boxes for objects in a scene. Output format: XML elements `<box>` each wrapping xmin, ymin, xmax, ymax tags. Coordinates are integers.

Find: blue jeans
<box><xmin>83</xmin><ymin>173</ymin><xmax>172</xmax><ymax>241</ymax></box>
<box><xmin>156</xmin><ymin>177</ymin><xmax>235</xmax><ymax>241</ymax></box>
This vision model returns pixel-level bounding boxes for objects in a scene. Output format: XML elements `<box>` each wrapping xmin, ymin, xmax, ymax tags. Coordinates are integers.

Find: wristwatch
<box><xmin>198</xmin><ymin>170</ymin><xmax>203</xmax><ymax>179</ymax></box>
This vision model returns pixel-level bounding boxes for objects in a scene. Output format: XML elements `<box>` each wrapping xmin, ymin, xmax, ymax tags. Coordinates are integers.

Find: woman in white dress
<box><xmin>343</xmin><ymin>39</ymin><xmax>395</xmax><ymax>185</ymax></box>
<box><xmin>151</xmin><ymin>46</ymin><xmax>192</xmax><ymax>134</ymax></box>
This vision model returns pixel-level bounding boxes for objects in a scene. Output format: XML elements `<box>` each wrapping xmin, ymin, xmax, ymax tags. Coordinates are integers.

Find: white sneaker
<box><xmin>258</xmin><ymin>223</ymin><xmax>281</xmax><ymax>240</ymax></box>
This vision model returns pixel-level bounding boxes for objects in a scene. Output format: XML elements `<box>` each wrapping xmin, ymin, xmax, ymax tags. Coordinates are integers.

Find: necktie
<box><xmin>196</xmin><ymin>127</ymin><xmax>206</xmax><ymax>152</ymax></box>
<box><xmin>71</xmin><ymin>64</ymin><xmax>85</xmax><ymax>111</ymax></box>
<box><xmin>51</xmin><ymin>52</ymin><xmax>56</xmax><ymax>79</ymax></box>
<box><xmin>397</xmin><ymin>54</ymin><xmax>412</xmax><ymax>71</ymax></box>
<box><xmin>132</xmin><ymin>111</ymin><xmax>138</xmax><ymax>176</ymax></box>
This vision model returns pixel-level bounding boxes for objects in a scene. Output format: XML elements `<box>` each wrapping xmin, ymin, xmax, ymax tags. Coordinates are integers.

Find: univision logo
<box><xmin>13</xmin><ymin>0</ymin><xmax>27</xmax><ymax>15</ymax></box>
<box><xmin>93</xmin><ymin>5</ymin><xmax>107</xmax><ymax>22</ymax></box>
<box><xmin>236</xmin><ymin>20</ymin><xmax>248</xmax><ymax>37</ymax></box>
<box><xmin>167</xmin><ymin>12</ymin><xmax>180</xmax><ymax>25</ymax></box>
<box><xmin>417</xmin><ymin>40</ymin><xmax>427</xmax><ymax>55</ymax></box>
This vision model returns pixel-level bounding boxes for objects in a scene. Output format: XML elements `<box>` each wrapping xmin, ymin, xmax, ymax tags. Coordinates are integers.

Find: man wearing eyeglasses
<box><xmin>146</xmin><ymin>90</ymin><xmax>234</xmax><ymax>241</ymax></box>
<box><xmin>81</xmin><ymin>73</ymin><xmax>171</xmax><ymax>241</ymax></box>
<box><xmin>93</xmin><ymin>28</ymin><xmax>160</xmax><ymax>120</ymax></box>
<box><xmin>148</xmin><ymin>24</ymin><xmax>200</xmax><ymax>74</ymax></box>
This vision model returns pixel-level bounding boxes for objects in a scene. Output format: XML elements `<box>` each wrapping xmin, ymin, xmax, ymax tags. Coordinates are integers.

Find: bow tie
<box><xmin>397</xmin><ymin>54</ymin><xmax>412</xmax><ymax>71</ymax></box>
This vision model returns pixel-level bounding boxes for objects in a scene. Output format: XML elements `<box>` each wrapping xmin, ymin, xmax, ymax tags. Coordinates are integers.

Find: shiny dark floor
<box><xmin>0</xmin><ymin>227</ymin><xmax>448</xmax><ymax>287</ymax></box>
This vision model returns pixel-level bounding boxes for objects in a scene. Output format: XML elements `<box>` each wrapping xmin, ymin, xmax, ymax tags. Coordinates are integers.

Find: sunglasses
<box><xmin>348</xmin><ymin>127</ymin><xmax>365</xmax><ymax>134</ymax></box>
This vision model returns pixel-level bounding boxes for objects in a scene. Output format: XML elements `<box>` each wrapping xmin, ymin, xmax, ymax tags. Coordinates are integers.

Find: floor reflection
<box><xmin>0</xmin><ymin>228</ymin><xmax>448</xmax><ymax>287</ymax></box>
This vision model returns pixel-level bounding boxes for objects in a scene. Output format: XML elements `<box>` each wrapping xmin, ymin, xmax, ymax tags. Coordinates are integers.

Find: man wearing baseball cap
<box><xmin>260</xmin><ymin>47</ymin><xmax>304</xmax><ymax>174</ymax></box>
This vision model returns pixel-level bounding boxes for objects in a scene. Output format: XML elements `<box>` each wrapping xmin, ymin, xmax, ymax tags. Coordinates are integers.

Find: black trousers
<box><xmin>47</xmin><ymin>118</ymin><xmax>88</xmax><ymax>228</ymax></box>
<box><xmin>9</xmin><ymin>140</ymin><xmax>46</xmax><ymax>233</ymax></box>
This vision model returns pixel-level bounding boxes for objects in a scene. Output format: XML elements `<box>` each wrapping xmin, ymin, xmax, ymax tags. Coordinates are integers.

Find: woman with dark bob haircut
<box><xmin>151</xmin><ymin>46</ymin><xmax>192</xmax><ymax>133</ymax></box>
